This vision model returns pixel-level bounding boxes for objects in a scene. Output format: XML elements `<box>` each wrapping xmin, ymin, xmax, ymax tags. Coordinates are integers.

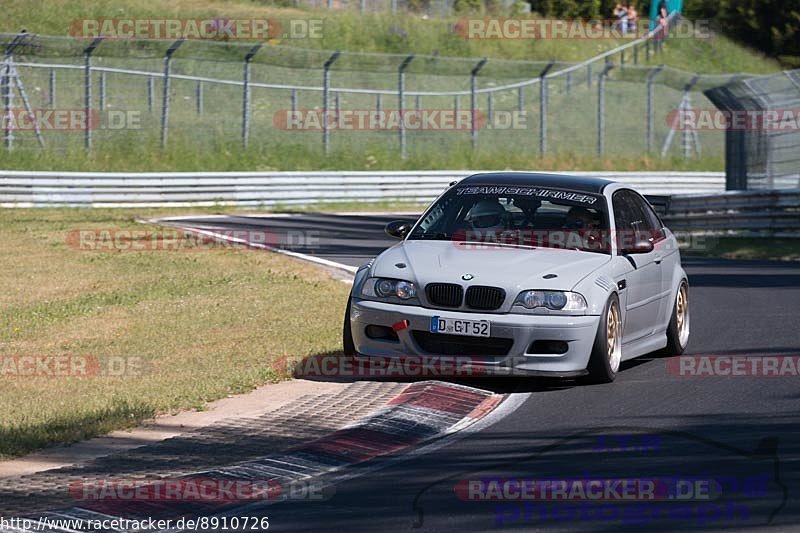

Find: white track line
<box><xmin>144</xmin><ymin>218</ymin><xmax>359</xmax><ymax>276</ymax></box>
<box><xmin>156</xmin><ymin>212</ymin><xmax>419</xmax><ymax>222</ymax></box>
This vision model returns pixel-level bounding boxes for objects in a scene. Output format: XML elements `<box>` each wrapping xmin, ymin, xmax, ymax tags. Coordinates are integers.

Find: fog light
<box><xmin>527</xmin><ymin>340</ymin><xmax>569</xmax><ymax>354</ymax></box>
<box><xmin>365</xmin><ymin>325</ymin><xmax>399</xmax><ymax>341</ymax></box>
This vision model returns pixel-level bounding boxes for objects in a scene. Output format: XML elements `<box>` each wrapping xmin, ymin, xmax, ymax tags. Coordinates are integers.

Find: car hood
<box><xmin>370</xmin><ymin>240</ymin><xmax>611</xmax><ymax>293</ymax></box>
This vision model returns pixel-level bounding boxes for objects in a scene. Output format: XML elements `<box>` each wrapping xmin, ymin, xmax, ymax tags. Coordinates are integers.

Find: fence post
<box><xmin>587</xmin><ymin>63</ymin><xmax>592</xmax><ymax>87</ymax></box>
<box><xmin>1</xmin><ymin>58</ymin><xmax>11</xmax><ymax>149</ymax></box>
<box><xmin>83</xmin><ymin>37</ymin><xmax>104</xmax><ymax>152</ymax></box>
<box><xmin>391</xmin><ymin>0</ymin><xmax>397</xmax><ymax>13</ymax></box>
<box><xmin>322</xmin><ymin>51</ymin><xmax>341</xmax><ymax>156</ymax></box>
<box><xmin>376</xmin><ymin>93</ymin><xmax>382</xmax><ymax>113</ymax></box>
<box><xmin>566</xmin><ymin>71</ymin><xmax>572</xmax><ymax>95</ymax></box>
<box><xmin>620</xmin><ymin>49</ymin><xmax>625</xmax><ymax>66</ymax></box>
<box><xmin>242</xmin><ymin>43</ymin><xmax>262</xmax><ymax>148</ymax></box>
<box><xmin>291</xmin><ymin>89</ymin><xmax>297</xmax><ymax>115</ymax></box>
<box><xmin>360</xmin><ymin>0</ymin><xmax>366</xmax><ymax>12</ymax></box>
<box><xmin>646</xmin><ymin>66</ymin><xmax>662</xmax><ymax>152</ymax></box>
<box><xmin>470</xmin><ymin>58</ymin><xmax>487</xmax><ymax>151</ymax></box>
<box><xmin>160</xmin><ymin>39</ymin><xmax>184</xmax><ymax>149</ymax></box>
<box><xmin>416</xmin><ymin>94</ymin><xmax>421</xmax><ymax>112</ymax></box>
<box><xmin>517</xmin><ymin>86</ymin><xmax>524</xmax><ymax>113</ymax></box>
<box><xmin>487</xmin><ymin>92</ymin><xmax>493</xmax><ymax>123</ymax></box>
<box><xmin>398</xmin><ymin>55</ymin><xmax>414</xmax><ymax>160</ymax></box>
<box><xmin>539</xmin><ymin>61</ymin><xmax>555</xmax><ymax>155</ymax></box>
<box><xmin>681</xmin><ymin>75</ymin><xmax>700</xmax><ymax>159</ymax></box>
<box><xmin>99</xmin><ymin>71</ymin><xmax>106</xmax><ymax>110</ymax></box>
<box><xmin>454</xmin><ymin>95</ymin><xmax>459</xmax><ymax>116</ymax></box>
<box><xmin>633</xmin><ymin>45</ymin><xmax>639</xmax><ymax>65</ymax></box>
<box><xmin>147</xmin><ymin>75</ymin><xmax>154</xmax><ymax>112</ymax></box>
<box><xmin>596</xmin><ymin>64</ymin><xmax>613</xmax><ymax>157</ymax></box>
<box><xmin>49</xmin><ymin>68</ymin><xmax>55</xmax><ymax>108</ymax></box>
<box><xmin>195</xmin><ymin>82</ymin><xmax>203</xmax><ymax>114</ymax></box>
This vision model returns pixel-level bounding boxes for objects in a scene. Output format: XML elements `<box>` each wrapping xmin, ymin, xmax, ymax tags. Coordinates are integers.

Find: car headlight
<box><xmin>361</xmin><ymin>278</ymin><xmax>417</xmax><ymax>301</ymax></box>
<box><xmin>514</xmin><ymin>290</ymin><xmax>587</xmax><ymax>314</ymax></box>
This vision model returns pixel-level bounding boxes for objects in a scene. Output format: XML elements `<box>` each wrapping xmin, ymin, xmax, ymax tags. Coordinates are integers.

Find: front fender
<box><xmin>351</xmin><ymin>262</ymin><xmax>373</xmax><ymax>299</ymax></box>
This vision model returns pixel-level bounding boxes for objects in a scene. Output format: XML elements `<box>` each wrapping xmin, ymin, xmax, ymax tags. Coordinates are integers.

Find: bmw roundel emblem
<box><xmin>462</xmin><ymin>274</ymin><xmax>474</xmax><ymax>281</ymax></box>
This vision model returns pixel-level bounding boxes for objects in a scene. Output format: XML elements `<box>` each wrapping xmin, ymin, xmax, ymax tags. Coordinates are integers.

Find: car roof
<box><xmin>458</xmin><ymin>172</ymin><xmax>614</xmax><ymax>194</ymax></box>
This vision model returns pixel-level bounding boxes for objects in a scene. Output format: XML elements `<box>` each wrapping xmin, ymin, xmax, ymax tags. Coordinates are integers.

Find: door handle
<box><xmin>654</xmin><ymin>254</ymin><xmax>662</xmax><ymax>264</ymax></box>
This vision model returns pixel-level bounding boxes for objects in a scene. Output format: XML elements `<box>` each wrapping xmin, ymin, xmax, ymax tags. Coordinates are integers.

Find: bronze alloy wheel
<box><xmin>607</xmin><ymin>300</ymin><xmax>622</xmax><ymax>373</ymax></box>
<box><xmin>676</xmin><ymin>282</ymin><xmax>690</xmax><ymax>347</ymax></box>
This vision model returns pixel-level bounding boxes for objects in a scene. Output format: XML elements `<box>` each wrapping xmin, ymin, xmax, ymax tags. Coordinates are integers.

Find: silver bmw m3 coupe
<box><xmin>344</xmin><ymin>172</ymin><xmax>690</xmax><ymax>383</ymax></box>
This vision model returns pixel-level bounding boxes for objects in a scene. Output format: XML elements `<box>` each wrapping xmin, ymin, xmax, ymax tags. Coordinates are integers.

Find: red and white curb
<box><xmin>2</xmin><ymin>381</ymin><xmax>527</xmax><ymax>532</ymax></box>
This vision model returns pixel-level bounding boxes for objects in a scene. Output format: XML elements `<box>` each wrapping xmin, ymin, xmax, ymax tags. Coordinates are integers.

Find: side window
<box><xmin>613</xmin><ymin>190</ymin><xmax>653</xmax><ymax>247</ymax></box>
<box><xmin>629</xmin><ymin>192</ymin><xmax>665</xmax><ymax>241</ymax></box>
<box><xmin>612</xmin><ymin>191</ymin><xmax>644</xmax><ymax>232</ymax></box>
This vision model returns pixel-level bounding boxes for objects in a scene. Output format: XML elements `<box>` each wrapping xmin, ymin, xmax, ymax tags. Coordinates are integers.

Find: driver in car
<box><xmin>563</xmin><ymin>206</ymin><xmax>603</xmax><ymax>251</ymax></box>
<box><xmin>465</xmin><ymin>199</ymin><xmax>508</xmax><ymax>231</ymax></box>
<box><xmin>463</xmin><ymin>199</ymin><xmax>510</xmax><ymax>244</ymax></box>
<box><xmin>564</xmin><ymin>206</ymin><xmax>600</xmax><ymax>229</ymax></box>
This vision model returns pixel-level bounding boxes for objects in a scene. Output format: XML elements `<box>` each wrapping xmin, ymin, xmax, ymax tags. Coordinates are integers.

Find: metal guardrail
<box><xmin>0</xmin><ymin>170</ymin><xmax>724</xmax><ymax>207</ymax></box>
<box><xmin>663</xmin><ymin>189</ymin><xmax>800</xmax><ymax>236</ymax></box>
<box><xmin>4</xmin><ymin>169</ymin><xmax>794</xmax><ymax>237</ymax></box>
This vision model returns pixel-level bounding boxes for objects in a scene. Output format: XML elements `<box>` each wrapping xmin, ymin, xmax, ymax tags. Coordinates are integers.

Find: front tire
<box><xmin>343</xmin><ymin>299</ymin><xmax>356</xmax><ymax>356</ymax></box>
<box><xmin>663</xmin><ymin>280</ymin><xmax>690</xmax><ymax>355</ymax></box>
<box><xmin>586</xmin><ymin>294</ymin><xmax>622</xmax><ymax>384</ymax></box>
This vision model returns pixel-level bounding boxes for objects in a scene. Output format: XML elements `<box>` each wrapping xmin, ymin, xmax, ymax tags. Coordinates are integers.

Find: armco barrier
<box><xmin>664</xmin><ymin>189</ymin><xmax>800</xmax><ymax>237</ymax></box>
<box><xmin>0</xmin><ymin>170</ymin><xmax>724</xmax><ymax>208</ymax></box>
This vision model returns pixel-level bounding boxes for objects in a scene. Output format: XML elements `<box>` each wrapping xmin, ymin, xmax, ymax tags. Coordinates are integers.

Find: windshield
<box><xmin>408</xmin><ymin>184</ymin><xmax>610</xmax><ymax>254</ymax></box>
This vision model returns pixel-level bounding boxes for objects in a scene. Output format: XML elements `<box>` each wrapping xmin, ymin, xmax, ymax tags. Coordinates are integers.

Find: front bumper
<box><xmin>350</xmin><ymin>298</ymin><xmax>601</xmax><ymax>376</ymax></box>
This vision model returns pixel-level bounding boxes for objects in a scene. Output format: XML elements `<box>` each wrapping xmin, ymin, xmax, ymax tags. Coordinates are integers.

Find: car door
<box><xmin>635</xmin><ymin>192</ymin><xmax>676</xmax><ymax>327</ymax></box>
<box><xmin>612</xmin><ymin>190</ymin><xmax>663</xmax><ymax>343</ymax></box>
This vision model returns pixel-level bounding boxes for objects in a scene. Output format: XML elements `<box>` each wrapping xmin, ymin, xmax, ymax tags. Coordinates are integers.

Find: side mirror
<box><xmin>619</xmin><ymin>238</ymin><xmax>654</xmax><ymax>255</ymax></box>
<box><xmin>385</xmin><ymin>220</ymin><xmax>412</xmax><ymax>239</ymax></box>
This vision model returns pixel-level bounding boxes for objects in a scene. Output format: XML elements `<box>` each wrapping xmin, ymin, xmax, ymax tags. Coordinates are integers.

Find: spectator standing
<box><xmin>626</xmin><ymin>4</ymin><xmax>638</xmax><ymax>35</ymax></box>
<box><xmin>614</xmin><ymin>3</ymin><xmax>629</xmax><ymax>34</ymax></box>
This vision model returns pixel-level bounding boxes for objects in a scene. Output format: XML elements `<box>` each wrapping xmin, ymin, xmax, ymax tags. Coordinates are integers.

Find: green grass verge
<box><xmin>0</xmin><ymin>207</ymin><xmax>349</xmax><ymax>459</ymax></box>
<box><xmin>0</xmin><ymin>138</ymin><xmax>724</xmax><ymax>172</ymax></box>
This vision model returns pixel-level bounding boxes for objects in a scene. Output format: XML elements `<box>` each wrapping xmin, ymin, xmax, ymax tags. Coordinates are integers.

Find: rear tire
<box><xmin>663</xmin><ymin>280</ymin><xmax>690</xmax><ymax>355</ymax></box>
<box><xmin>586</xmin><ymin>294</ymin><xmax>622</xmax><ymax>384</ymax></box>
<box><xmin>343</xmin><ymin>299</ymin><xmax>356</xmax><ymax>356</ymax></box>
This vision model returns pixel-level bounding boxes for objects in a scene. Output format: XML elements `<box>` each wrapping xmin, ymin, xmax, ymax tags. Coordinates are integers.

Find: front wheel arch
<box><xmin>585</xmin><ymin>292</ymin><xmax>622</xmax><ymax>384</ymax></box>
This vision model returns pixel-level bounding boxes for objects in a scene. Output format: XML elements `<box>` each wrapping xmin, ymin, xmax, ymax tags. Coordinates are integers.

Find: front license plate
<box><xmin>430</xmin><ymin>316</ymin><xmax>490</xmax><ymax>337</ymax></box>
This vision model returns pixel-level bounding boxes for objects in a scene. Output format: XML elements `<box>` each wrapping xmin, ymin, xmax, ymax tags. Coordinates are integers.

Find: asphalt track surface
<box><xmin>165</xmin><ymin>213</ymin><xmax>800</xmax><ymax>531</ymax></box>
